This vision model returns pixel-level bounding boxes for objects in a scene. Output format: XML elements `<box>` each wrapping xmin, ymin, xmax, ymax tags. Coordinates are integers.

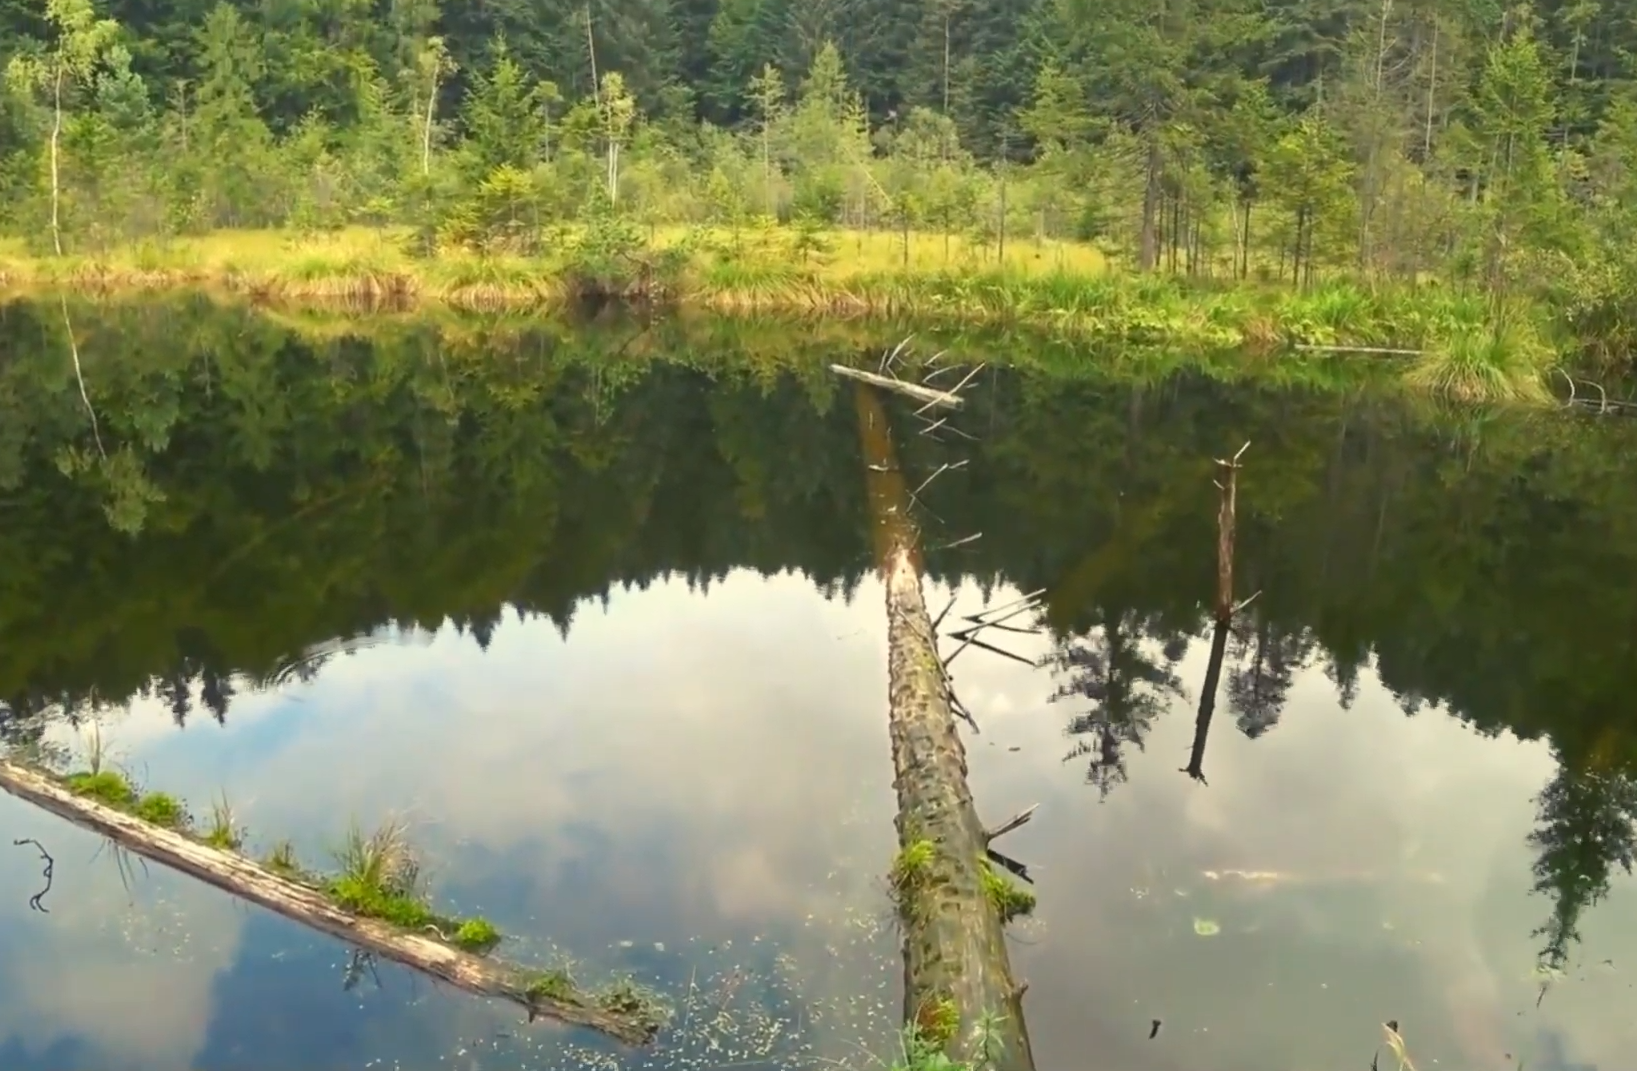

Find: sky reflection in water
<box><xmin>2</xmin><ymin>570</ymin><xmax>1632</xmax><ymax>1070</ymax></box>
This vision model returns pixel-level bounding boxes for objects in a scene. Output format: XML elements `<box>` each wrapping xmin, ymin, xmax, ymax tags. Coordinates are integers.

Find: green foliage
<box><xmin>453</xmin><ymin>917</ymin><xmax>502</xmax><ymax>953</ymax></box>
<box><xmin>438</xmin><ymin>164</ymin><xmax>547</xmax><ymax>254</ymax></box>
<box><xmin>1406</xmin><ymin>319</ymin><xmax>1553</xmax><ymax>403</ymax></box>
<box><xmin>132</xmin><ymin>790</ymin><xmax>187</xmax><ymax>827</ymax></box>
<box><xmin>913</xmin><ymin>995</ymin><xmax>959</xmax><ymax>1047</ymax></box>
<box><xmin>0</xmin><ymin>0</ymin><xmax>1631</xmax><ymax>363</ymax></box>
<box><xmin>979</xmin><ymin>859</ymin><xmax>1036</xmax><ymax>924</ymax></box>
<box><xmin>65</xmin><ymin>768</ymin><xmax>135</xmax><ymax>807</ymax></box>
<box><xmin>889</xmin><ymin>838</ymin><xmax>936</xmax><ymax>899</ymax></box>
<box><xmin>522</xmin><ymin>968</ymin><xmax>578</xmax><ymax>1003</ymax></box>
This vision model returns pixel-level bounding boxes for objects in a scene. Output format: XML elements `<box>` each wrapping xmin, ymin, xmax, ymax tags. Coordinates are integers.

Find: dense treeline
<box><xmin>1</xmin><ymin>0</ymin><xmax>1636</xmax><ymax>351</ymax></box>
<box><xmin>0</xmin><ymin>298</ymin><xmax>1634</xmax><ymax>966</ymax></box>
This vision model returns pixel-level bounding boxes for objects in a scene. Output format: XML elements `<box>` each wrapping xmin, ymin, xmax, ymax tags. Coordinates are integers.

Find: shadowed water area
<box><xmin>0</xmin><ymin>297</ymin><xmax>1634</xmax><ymax>1071</ymax></box>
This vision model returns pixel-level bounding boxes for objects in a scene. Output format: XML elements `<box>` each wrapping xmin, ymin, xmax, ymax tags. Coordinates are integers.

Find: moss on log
<box><xmin>0</xmin><ymin>760</ymin><xmax>663</xmax><ymax>1045</ymax></box>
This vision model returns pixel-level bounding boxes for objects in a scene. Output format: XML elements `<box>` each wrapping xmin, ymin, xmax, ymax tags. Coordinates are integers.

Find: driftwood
<box><xmin>0</xmin><ymin>761</ymin><xmax>660</xmax><ymax>1045</ymax></box>
<box><xmin>831</xmin><ymin>364</ymin><xmax>965</xmax><ymax>410</ymax></box>
<box><xmin>853</xmin><ymin>382</ymin><xmax>1035</xmax><ymax>1071</ymax></box>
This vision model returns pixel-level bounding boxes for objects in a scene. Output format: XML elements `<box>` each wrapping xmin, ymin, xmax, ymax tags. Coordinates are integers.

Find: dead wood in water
<box><xmin>1185</xmin><ymin>443</ymin><xmax>1256</xmax><ymax>785</ymax></box>
<box><xmin>0</xmin><ymin>760</ymin><xmax>661</xmax><ymax>1046</ymax></box>
<box><xmin>853</xmin><ymin>381</ymin><xmax>1035</xmax><ymax>1071</ymax></box>
<box><xmin>831</xmin><ymin>363</ymin><xmax>965</xmax><ymax>410</ymax></box>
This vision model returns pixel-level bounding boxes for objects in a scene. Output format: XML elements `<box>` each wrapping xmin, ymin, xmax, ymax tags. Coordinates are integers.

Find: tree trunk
<box><xmin>0</xmin><ymin>760</ymin><xmax>661</xmax><ymax>1046</ymax></box>
<box><xmin>853</xmin><ymin>383</ymin><xmax>1035</xmax><ymax>1071</ymax></box>
<box><xmin>1139</xmin><ymin>138</ymin><xmax>1161</xmax><ymax>271</ymax></box>
<box><xmin>50</xmin><ymin>62</ymin><xmax>65</xmax><ymax>257</ymax></box>
<box><xmin>1185</xmin><ymin>620</ymin><xmax>1230</xmax><ymax>782</ymax></box>
<box><xmin>998</xmin><ymin>173</ymin><xmax>1007</xmax><ymax>263</ymax></box>
<box><xmin>1188</xmin><ymin>446</ymin><xmax>1246</xmax><ymax>782</ymax></box>
<box><xmin>422</xmin><ymin>70</ymin><xmax>439</xmax><ymax>176</ymax></box>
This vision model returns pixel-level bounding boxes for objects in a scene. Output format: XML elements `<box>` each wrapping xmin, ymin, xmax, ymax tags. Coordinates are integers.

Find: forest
<box><xmin>0</xmin><ymin>0</ymin><xmax>1635</xmax><ymax>369</ymax></box>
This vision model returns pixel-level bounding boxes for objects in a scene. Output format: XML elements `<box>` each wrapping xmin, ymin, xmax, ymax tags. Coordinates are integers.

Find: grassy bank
<box><xmin>0</xmin><ymin>226</ymin><xmax>1566</xmax><ymax>402</ymax></box>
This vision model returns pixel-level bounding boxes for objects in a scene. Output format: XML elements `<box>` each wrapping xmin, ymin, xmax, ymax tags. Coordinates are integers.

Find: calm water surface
<box><xmin>0</xmin><ymin>299</ymin><xmax>1633</xmax><ymax>1070</ymax></box>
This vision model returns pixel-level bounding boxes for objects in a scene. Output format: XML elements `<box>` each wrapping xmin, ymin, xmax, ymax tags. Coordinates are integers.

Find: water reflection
<box><xmin>0</xmin><ymin>298</ymin><xmax>1635</xmax><ymax>1068</ymax></box>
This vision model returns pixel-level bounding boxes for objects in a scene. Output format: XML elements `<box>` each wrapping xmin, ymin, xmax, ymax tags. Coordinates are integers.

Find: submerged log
<box><xmin>853</xmin><ymin>382</ymin><xmax>1035</xmax><ymax>1071</ymax></box>
<box><xmin>0</xmin><ymin>760</ymin><xmax>660</xmax><ymax>1046</ymax></box>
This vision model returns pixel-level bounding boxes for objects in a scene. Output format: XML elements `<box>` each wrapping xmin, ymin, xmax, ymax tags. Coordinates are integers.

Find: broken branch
<box><xmin>831</xmin><ymin>364</ymin><xmax>964</xmax><ymax>410</ymax></box>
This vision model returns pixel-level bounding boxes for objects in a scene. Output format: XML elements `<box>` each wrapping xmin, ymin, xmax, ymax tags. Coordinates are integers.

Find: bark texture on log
<box><xmin>0</xmin><ymin>760</ymin><xmax>660</xmax><ymax>1046</ymax></box>
<box><xmin>854</xmin><ymin>383</ymin><xmax>1035</xmax><ymax>1071</ymax></box>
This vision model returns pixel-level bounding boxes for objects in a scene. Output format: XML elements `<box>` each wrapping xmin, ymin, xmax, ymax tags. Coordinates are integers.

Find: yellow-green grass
<box><xmin>0</xmin><ymin>224</ymin><xmax>1104</xmax><ymax>306</ymax></box>
<box><xmin>0</xmin><ymin>227</ymin><xmax>1560</xmax><ymax>402</ymax></box>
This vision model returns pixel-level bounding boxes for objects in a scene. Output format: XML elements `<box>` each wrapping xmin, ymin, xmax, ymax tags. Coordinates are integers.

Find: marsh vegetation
<box><xmin>2</xmin><ymin>0</ymin><xmax>1637</xmax><ymax>398</ymax></box>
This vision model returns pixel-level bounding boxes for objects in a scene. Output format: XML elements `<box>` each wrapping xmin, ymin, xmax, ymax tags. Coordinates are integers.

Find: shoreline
<box><xmin>0</xmin><ymin>226</ymin><xmax>1568</xmax><ymax>402</ymax></box>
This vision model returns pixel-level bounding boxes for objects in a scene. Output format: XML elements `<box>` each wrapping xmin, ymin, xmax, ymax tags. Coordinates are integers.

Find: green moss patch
<box><xmin>65</xmin><ymin>769</ymin><xmax>136</xmax><ymax>807</ymax></box>
<box><xmin>55</xmin><ymin>768</ymin><xmax>508</xmax><ymax>960</ymax></box>
<box><xmin>913</xmin><ymin>994</ymin><xmax>959</xmax><ymax>1047</ymax></box>
<box><xmin>979</xmin><ymin>859</ymin><xmax>1036</xmax><ymax>925</ymax></box>
<box><xmin>132</xmin><ymin>792</ymin><xmax>189</xmax><ymax>828</ymax></box>
<box><xmin>522</xmin><ymin>968</ymin><xmax>579</xmax><ymax>1004</ymax></box>
<box><xmin>452</xmin><ymin>917</ymin><xmax>502</xmax><ymax>953</ymax></box>
<box><xmin>890</xmin><ymin>838</ymin><xmax>936</xmax><ymax>894</ymax></box>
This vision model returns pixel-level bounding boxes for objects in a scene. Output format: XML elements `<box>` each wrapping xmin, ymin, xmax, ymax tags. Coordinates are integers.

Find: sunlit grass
<box><xmin>1407</xmin><ymin>318</ymin><xmax>1552</xmax><ymax>403</ymax></box>
<box><xmin>0</xmin><ymin>226</ymin><xmax>1573</xmax><ymax>402</ymax></box>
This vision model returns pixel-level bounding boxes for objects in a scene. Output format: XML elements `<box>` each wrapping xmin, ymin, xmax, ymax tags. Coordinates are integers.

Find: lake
<box><xmin>0</xmin><ymin>297</ymin><xmax>1633</xmax><ymax>1071</ymax></box>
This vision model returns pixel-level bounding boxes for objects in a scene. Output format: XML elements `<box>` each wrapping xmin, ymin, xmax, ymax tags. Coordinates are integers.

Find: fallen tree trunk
<box><xmin>853</xmin><ymin>382</ymin><xmax>1035</xmax><ymax>1071</ymax></box>
<box><xmin>831</xmin><ymin>363</ymin><xmax>965</xmax><ymax>410</ymax></box>
<box><xmin>0</xmin><ymin>760</ymin><xmax>659</xmax><ymax>1046</ymax></box>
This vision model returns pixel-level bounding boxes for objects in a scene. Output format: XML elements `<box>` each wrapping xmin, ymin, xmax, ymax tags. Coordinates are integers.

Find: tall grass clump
<box><xmin>427</xmin><ymin>256</ymin><xmax>555</xmax><ymax>310</ymax></box>
<box><xmin>270</xmin><ymin>252</ymin><xmax>414</xmax><ymax>305</ymax></box>
<box><xmin>329</xmin><ymin>816</ymin><xmax>428</xmax><ymax>924</ymax></box>
<box><xmin>206</xmin><ymin>792</ymin><xmax>243</xmax><ymax>850</ymax></box>
<box><xmin>696</xmin><ymin>257</ymin><xmax>816</xmax><ymax>309</ymax></box>
<box><xmin>1408</xmin><ymin>317</ymin><xmax>1552</xmax><ymax>403</ymax></box>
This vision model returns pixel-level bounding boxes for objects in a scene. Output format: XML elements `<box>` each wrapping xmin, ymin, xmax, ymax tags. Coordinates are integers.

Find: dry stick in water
<box><xmin>1185</xmin><ymin>442</ymin><xmax>1254</xmax><ymax>784</ymax></box>
<box><xmin>830</xmin><ymin>364</ymin><xmax>965</xmax><ymax>410</ymax></box>
<box><xmin>13</xmin><ymin>837</ymin><xmax>54</xmax><ymax>912</ymax></box>
<box><xmin>0</xmin><ymin>761</ymin><xmax>661</xmax><ymax>1045</ymax></box>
